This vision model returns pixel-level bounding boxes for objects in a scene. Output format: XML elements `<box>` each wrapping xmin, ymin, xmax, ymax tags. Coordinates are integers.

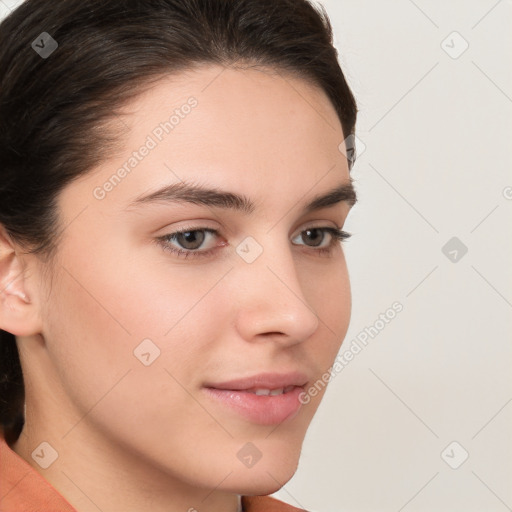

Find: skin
<box><xmin>0</xmin><ymin>64</ymin><xmax>354</xmax><ymax>512</ymax></box>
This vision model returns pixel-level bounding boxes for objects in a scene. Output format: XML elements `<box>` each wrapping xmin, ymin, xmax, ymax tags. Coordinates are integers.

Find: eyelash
<box><xmin>155</xmin><ymin>226</ymin><xmax>351</xmax><ymax>260</ymax></box>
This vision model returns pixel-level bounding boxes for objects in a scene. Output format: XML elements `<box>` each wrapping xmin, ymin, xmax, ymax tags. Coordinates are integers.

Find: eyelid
<box><xmin>155</xmin><ymin>222</ymin><xmax>351</xmax><ymax>259</ymax></box>
<box><xmin>294</xmin><ymin>220</ymin><xmax>342</xmax><ymax>234</ymax></box>
<box><xmin>158</xmin><ymin>219</ymin><xmax>341</xmax><ymax>238</ymax></box>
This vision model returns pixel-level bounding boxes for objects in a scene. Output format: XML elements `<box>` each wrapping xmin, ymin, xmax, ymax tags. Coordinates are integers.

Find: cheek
<box><xmin>42</xmin><ymin>262</ymin><xmax>140</xmax><ymax>414</ymax></box>
<box><xmin>301</xmin><ymin>253</ymin><xmax>351</xmax><ymax>378</ymax></box>
<box><xmin>41</xmin><ymin>255</ymin><xmax>217</xmax><ymax>455</ymax></box>
<box><xmin>42</xmin><ymin>241</ymin><xmax>225</xmax><ymax>408</ymax></box>
<box><xmin>307</xmin><ymin>250</ymin><xmax>351</xmax><ymax>329</ymax></box>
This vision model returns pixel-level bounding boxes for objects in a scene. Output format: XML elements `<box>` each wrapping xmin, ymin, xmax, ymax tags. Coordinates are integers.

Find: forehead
<box><xmin>63</xmin><ymin>64</ymin><xmax>350</xmax><ymax>220</ymax></box>
<box><xmin>119</xmin><ymin>63</ymin><xmax>345</xmax><ymax>161</ymax></box>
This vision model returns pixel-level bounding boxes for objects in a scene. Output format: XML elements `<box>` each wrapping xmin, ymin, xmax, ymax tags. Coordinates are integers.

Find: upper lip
<box><xmin>204</xmin><ymin>371</ymin><xmax>309</xmax><ymax>391</ymax></box>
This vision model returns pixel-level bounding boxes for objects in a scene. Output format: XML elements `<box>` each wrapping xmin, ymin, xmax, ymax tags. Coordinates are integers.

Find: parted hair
<box><xmin>0</xmin><ymin>0</ymin><xmax>357</xmax><ymax>443</ymax></box>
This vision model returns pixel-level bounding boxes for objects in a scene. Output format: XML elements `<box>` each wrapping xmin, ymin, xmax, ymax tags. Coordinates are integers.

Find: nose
<box><xmin>232</xmin><ymin>234</ymin><xmax>320</xmax><ymax>347</ymax></box>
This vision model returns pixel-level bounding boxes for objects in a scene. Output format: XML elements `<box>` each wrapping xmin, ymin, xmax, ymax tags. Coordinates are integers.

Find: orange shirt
<box><xmin>0</xmin><ymin>434</ymin><xmax>306</xmax><ymax>512</ymax></box>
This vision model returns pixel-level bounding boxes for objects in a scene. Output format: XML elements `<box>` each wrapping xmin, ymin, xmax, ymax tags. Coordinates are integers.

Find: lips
<box><xmin>204</xmin><ymin>371</ymin><xmax>309</xmax><ymax>392</ymax></box>
<box><xmin>203</xmin><ymin>371</ymin><xmax>309</xmax><ymax>425</ymax></box>
<box><xmin>244</xmin><ymin>385</ymin><xmax>296</xmax><ymax>396</ymax></box>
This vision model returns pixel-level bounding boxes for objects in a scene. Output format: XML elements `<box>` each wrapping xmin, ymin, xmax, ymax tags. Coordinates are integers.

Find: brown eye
<box><xmin>292</xmin><ymin>227</ymin><xmax>350</xmax><ymax>251</ymax></box>
<box><xmin>157</xmin><ymin>227</ymin><xmax>219</xmax><ymax>259</ymax></box>
<box><xmin>156</xmin><ymin>226</ymin><xmax>351</xmax><ymax>260</ymax></box>
<box><xmin>301</xmin><ymin>228</ymin><xmax>325</xmax><ymax>247</ymax></box>
<box><xmin>174</xmin><ymin>230</ymin><xmax>207</xmax><ymax>250</ymax></box>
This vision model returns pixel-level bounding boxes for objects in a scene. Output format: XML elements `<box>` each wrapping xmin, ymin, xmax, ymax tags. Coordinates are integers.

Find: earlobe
<box><xmin>0</xmin><ymin>225</ymin><xmax>43</xmax><ymax>337</ymax></box>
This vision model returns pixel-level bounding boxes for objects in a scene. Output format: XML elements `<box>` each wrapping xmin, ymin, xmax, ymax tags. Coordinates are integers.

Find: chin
<box><xmin>228</xmin><ymin>473</ymin><xmax>297</xmax><ymax>497</ymax></box>
<box><xmin>224</xmin><ymin>451</ymin><xmax>301</xmax><ymax>496</ymax></box>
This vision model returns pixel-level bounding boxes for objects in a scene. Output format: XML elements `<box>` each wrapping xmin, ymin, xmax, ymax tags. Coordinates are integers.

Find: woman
<box><xmin>0</xmin><ymin>0</ymin><xmax>358</xmax><ymax>510</ymax></box>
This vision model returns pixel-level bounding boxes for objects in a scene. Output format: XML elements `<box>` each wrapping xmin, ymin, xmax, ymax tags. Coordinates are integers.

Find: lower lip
<box><xmin>203</xmin><ymin>386</ymin><xmax>304</xmax><ymax>425</ymax></box>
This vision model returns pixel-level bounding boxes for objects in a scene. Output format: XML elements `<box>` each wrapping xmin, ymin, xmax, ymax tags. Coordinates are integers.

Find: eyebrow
<box><xmin>125</xmin><ymin>179</ymin><xmax>357</xmax><ymax>214</ymax></box>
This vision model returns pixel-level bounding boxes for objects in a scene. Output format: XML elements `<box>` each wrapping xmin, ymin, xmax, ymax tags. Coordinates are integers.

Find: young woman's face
<box><xmin>19</xmin><ymin>65</ymin><xmax>355</xmax><ymax>499</ymax></box>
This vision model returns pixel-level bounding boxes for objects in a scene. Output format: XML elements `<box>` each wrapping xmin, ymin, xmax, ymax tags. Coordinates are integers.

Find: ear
<box><xmin>0</xmin><ymin>225</ymin><xmax>43</xmax><ymax>337</ymax></box>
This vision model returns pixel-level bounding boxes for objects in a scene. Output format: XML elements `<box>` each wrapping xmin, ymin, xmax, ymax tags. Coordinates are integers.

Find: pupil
<box><xmin>179</xmin><ymin>231</ymin><xmax>205</xmax><ymax>249</ymax></box>
<box><xmin>305</xmin><ymin>228</ymin><xmax>322</xmax><ymax>247</ymax></box>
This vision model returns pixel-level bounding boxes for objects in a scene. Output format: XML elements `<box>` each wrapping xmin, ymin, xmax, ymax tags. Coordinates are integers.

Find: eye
<box><xmin>156</xmin><ymin>227</ymin><xmax>219</xmax><ymax>259</ymax></box>
<box><xmin>155</xmin><ymin>226</ymin><xmax>351</xmax><ymax>260</ymax></box>
<box><xmin>291</xmin><ymin>227</ymin><xmax>350</xmax><ymax>251</ymax></box>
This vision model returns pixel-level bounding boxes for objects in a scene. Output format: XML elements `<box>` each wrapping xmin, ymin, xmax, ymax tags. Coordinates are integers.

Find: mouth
<box><xmin>238</xmin><ymin>385</ymin><xmax>297</xmax><ymax>396</ymax></box>
<box><xmin>203</xmin><ymin>372</ymin><xmax>308</xmax><ymax>425</ymax></box>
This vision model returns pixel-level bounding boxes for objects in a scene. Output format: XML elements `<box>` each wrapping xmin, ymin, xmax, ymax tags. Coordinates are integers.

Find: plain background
<box><xmin>1</xmin><ymin>1</ymin><xmax>511</xmax><ymax>511</ymax></box>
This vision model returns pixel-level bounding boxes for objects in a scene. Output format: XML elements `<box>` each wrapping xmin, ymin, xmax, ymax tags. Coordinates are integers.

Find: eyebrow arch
<box><xmin>125</xmin><ymin>178</ymin><xmax>357</xmax><ymax>214</ymax></box>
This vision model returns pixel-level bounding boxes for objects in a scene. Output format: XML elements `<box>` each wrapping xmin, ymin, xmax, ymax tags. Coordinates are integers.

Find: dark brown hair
<box><xmin>0</xmin><ymin>0</ymin><xmax>357</xmax><ymax>443</ymax></box>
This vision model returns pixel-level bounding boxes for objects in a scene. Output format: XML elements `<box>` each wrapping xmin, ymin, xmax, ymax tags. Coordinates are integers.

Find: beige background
<box><xmin>1</xmin><ymin>1</ymin><xmax>511</xmax><ymax>511</ymax></box>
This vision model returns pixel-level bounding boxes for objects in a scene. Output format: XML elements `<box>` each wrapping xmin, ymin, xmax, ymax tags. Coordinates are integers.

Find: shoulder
<box><xmin>242</xmin><ymin>494</ymin><xmax>310</xmax><ymax>512</ymax></box>
<box><xmin>0</xmin><ymin>432</ymin><xmax>77</xmax><ymax>511</ymax></box>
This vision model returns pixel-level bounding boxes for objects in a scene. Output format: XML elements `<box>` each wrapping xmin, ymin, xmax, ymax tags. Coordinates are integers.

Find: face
<box><xmin>14</xmin><ymin>65</ymin><xmax>355</xmax><ymax>498</ymax></box>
